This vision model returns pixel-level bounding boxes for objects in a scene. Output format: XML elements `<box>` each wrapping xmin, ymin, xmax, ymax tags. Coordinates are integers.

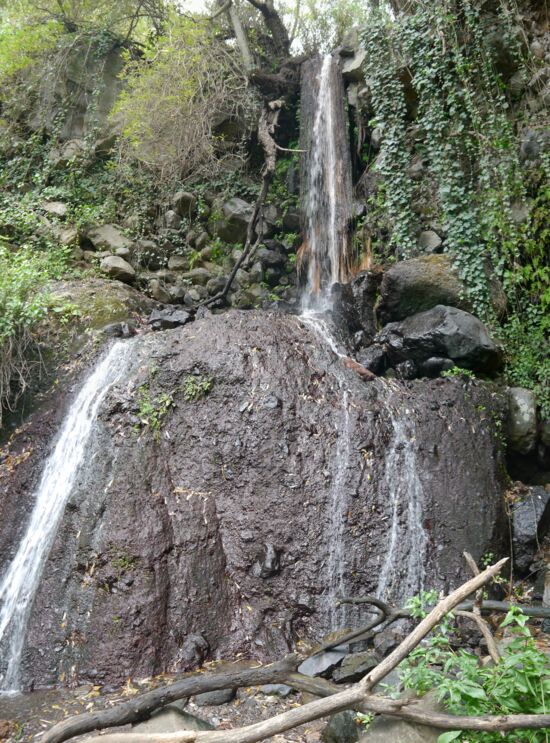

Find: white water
<box><xmin>302</xmin><ymin>54</ymin><xmax>352</xmax><ymax>311</ymax></box>
<box><xmin>376</xmin><ymin>408</ymin><xmax>428</xmax><ymax>603</ymax></box>
<box><xmin>0</xmin><ymin>341</ymin><xmax>133</xmax><ymax>692</ymax></box>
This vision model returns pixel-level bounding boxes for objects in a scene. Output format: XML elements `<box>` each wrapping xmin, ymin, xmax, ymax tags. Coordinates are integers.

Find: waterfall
<box><xmin>376</xmin><ymin>407</ymin><xmax>428</xmax><ymax>603</ymax></box>
<box><xmin>0</xmin><ymin>341</ymin><xmax>133</xmax><ymax>692</ymax></box>
<box><xmin>298</xmin><ymin>54</ymin><xmax>355</xmax><ymax>628</ymax></box>
<box><xmin>300</xmin><ymin>53</ymin><xmax>353</xmax><ymax>311</ymax></box>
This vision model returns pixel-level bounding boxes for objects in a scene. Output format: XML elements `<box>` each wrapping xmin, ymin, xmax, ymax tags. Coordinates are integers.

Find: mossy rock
<box><xmin>377</xmin><ymin>254</ymin><xmax>506</xmax><ymax>325</ymax></box>
<box><xmin>48</xmin><ymin>278</ymin><xmax>153</xmax><ymax>332</ymax></box>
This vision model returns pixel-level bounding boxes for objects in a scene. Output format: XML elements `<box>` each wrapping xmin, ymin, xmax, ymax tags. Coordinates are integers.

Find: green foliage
<box><xmin>113</xmin><ymin>17</ymin><xmax>259</xmax><ymax>186</ymax></box>
<box><xmin>182</xmin><ymin>374</ymin><xmax>213</xmax><ymax>402</ymax></box>
<box><xmin>0</xmin><ymin>17</ymin><xmax>61</xmax><ymax>83</ymax></box>
<box><xmin>136</xmin><ymin>386</ymin><xmax>174</xmax><ymax>441</ymax></box>
<box><xmin>393</xmin><ymin>599</ymin><xmax>550</xmax><ymax>743</ymax></box>
<box><xmin>501</xmin><ymin>305</ymin><xmax>550</xmax><ymax>419</ymax></box>
<box><xmin>0</xmin><ymin>242</ymin><xmax>73</xmax><ymax>425</ymax></box>
<box><xmin>441</xmin><ymin>367</ymin><xmax>476</xmax><ymax>381</ymax></box>
<box><xmin>360</xmin><ymin>2</ymin><xmax>549</xmax><ymax>410</ymax></box>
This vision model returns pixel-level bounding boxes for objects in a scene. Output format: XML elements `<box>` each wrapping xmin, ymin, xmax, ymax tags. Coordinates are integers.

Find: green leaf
<box><xmin>438</xmin><ymin>732</ymin><xmax>462</xmax><ymax>743</ymax></box>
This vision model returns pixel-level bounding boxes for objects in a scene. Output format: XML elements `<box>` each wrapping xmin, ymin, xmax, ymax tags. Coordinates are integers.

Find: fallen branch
<box><xmin>47</xmin><ymin>558</ymin><xmax>550</xmax><ymax>743</ymax></box>
<box><xmin>458</xmin><ymin>551</ymin><xmax>500</xmax><ymax>664</ymax></box>
<box><xmin>41</xmin><ymin>656</ymin><xmax>299</xmax><ymax>743</ymax></box>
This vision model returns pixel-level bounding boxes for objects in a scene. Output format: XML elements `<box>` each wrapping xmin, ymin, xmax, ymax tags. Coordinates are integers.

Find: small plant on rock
<box><xmin>182</xmin><ymin>374</ymin><xmax>213</xmax><ymax>402</ymax></box>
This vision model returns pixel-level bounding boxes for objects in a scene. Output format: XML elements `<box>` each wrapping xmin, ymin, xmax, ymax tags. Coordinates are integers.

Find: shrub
<box><xmin>113</xmin><ymin>17</ymin><xmax>260</xmax><ymax>186</ymax></box>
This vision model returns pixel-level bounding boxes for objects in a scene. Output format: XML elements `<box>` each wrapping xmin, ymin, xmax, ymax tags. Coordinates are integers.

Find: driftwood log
<box><xmin>43</xmin><ymin>557</ymin><xmax>550</xmax><ymax>743</ymax></box>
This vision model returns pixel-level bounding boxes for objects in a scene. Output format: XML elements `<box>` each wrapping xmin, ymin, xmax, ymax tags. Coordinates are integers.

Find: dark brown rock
<box><xmin>0</xmin><ymin>312</ymin><xmax>506</xmax><ymax>689</ymax></box>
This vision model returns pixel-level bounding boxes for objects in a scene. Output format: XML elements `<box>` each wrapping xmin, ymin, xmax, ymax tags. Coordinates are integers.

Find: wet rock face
<box><xmin>0</xmin><ymin>311</ymin><xmax>505</xmax><ymax>689</ymax></box>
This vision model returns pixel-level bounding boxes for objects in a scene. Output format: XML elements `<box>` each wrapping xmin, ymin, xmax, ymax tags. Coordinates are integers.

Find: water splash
<box><xmin>376</xmin><ymin>409</ymin><xmax>428</xmax><ymax>603</ymax></box>
<box><xmin>301</xmin><ymin>54</ymin><xmax>353</xmax><ymax>312</ymax></box>
<box><xmin>0</xmin><ymin>341</ymin><xmax>133</xmax><ymax>692</ymax></box>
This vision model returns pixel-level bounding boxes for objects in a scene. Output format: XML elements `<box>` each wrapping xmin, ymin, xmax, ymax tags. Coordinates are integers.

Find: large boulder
<box><xmin>375</xmin><ymin>305</ymin><xmax>503</xmax><ymax>375</ymax></box>
<box><xmin>212</xmin><ymin>198</ymin><xmax>254</xmax><ymax>243</ymax></box>
<box><xmin>378</xmin><ymin>255</ymin><xmax>466</xmax><ymax>324</ymax></box>
<box><xmin>1</xmin><ymin>312</ymin><xmax>506</xmax><ymax>688</ymax></box>
<box><xmin>100</xmin><ymin>255</ymin><xmax>136</xmax><ymax>283</ymax></box>
<box><xmin>512</xmin><ymin>486</ymin><xmax>550</xmax><ymax>572</ymax></box>
<box><xmin>506</xmin><ymin>387</ymin><xmax>537</xmax><ymax>454</ymax></box>
<box><xmin>377</xmin><ymin>254</ymin><xmax>505</xmax><ymax>324</ymax></box>
<box><xmin>88</xmin><ymin>225</ymin><xmax>133</xmax><ymax>253</ymax></box>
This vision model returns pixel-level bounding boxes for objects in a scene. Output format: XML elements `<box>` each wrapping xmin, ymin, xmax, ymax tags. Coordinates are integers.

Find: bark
<box><xmin>245</xmin><ymin>0</ymin><xmax>291</xmax><ymax>57</ymax></box>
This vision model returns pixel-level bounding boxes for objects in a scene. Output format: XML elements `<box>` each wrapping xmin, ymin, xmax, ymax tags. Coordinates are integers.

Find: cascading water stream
<box><xmin>299</xmin><ymin>54</ymin><xmax>355</xmax><ymax>627</ymax></box>
<box><xmin>300</xmin><ymin>53</ymin><xmax>353</xmax><ymax>312</ymax></box>
<box><xmin>0</xmin><ymin>340</ymin><xmax>134</xmax><ymax>692</ymax></box>
<box><xmin>376</xmin><ymin>405</ymin><xmax>428</xmax><ymax>603</ymax></box>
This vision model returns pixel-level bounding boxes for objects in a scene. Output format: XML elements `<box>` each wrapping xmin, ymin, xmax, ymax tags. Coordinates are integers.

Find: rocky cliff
<box><xmin>0</xmin><ymin>310</ymin><xmax>506</xmax><ymax>689</ymax></box>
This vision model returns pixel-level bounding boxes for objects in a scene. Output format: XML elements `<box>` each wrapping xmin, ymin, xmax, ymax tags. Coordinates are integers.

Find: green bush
<box><xmin>0</xmin><ymin>243</ymin><xmax>72</xmax><ymax>425</ymax></box>
<box><xmin>387</xmin><ymin>594</ymin><xmax>550</xmax><ymax>743</ymax></box>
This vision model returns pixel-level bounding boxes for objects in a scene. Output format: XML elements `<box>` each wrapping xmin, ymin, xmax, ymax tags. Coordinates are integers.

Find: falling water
<box><xmin>0</xmin><ymin>341</ymin><xmax>133</xmax><ymax>692</ymax></box>
<box><xmin>376</xmin><ymin>407</ymin><xmax>428</xmax><ymax>603</ymax></box>
<box><xmin>299</xmin><ymin>54</ymin><xmax>355</xmax><ymax>628</ymax></box>
<box><xmin>300</xmin><ymin>54</ymin><xmax>353</xmax><ymax>311</ymax></box>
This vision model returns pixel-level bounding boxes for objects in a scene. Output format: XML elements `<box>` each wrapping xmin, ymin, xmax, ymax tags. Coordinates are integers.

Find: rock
<box><xmin>373</xmin><ymin>628</ymin><xmax>402</xmax><ymax>658</ymax></box>
<box><xmin>168</xmin><ymin>255</ymin><xmax>189</xmax><ymax>271</ymax></box>
<box><xmin>531</xmin><ymin>40</ymin><xmax>545</xmax><ymax>59</ymax></box>
<box><xmin>5</xmin><ymin>312</ymin><xmax>506</xmax><ymax>687</ymax></box>
<box><xmin>251</xmin><ymin>542</ymin><xmax>281</xmax><ymax>578</ymax></box>
<box><xmin>506</xmin><ymin>387</ymin><xmax>537</xmax><ymax>454</ymax></box>
<box><xmin>213</xmin><ymin>198</ymin><xmax>254</xmax><ymax>243</ymax></box>
<box><xmin>332</xmin><ymin>651</ymin><xmax>378</xmax><ymax>684</ymax></box>
<box><xmin>173</xmin><ymin>191</ymin><xmax>197</xmax><ymax>217</ymax></box>
<box><xmin>332</xmin><ymin>271</ymin><xmax>381</xmax><ymax>341</ymax></box>
<box><xmin>417</xmin><ymin>230</ymin><xmax>442</xmax><ymax>253</ymax></box>
<box><xmin>181</xmin><ymin>268</ymin><xmax>212</xmax><ymax>286</ymax></box>
<box><xmin>342</xmin><ymin>49</ymin><xmax>367</xmax><ymax>82</ymax></box>
<box><xmin>370</xmin><ymin>126</ymin><xmax>384</xmax><ymax>151</ymax></box>
<box><xmin>257</xmin><ymin>247</ymin><xmax>286</xmax><ymax>269</ymax></box>
<box><xmin>282</xmin><ymin>207</ymin><xmax>300</xmax><ymax>233</ymax></box>
<box><xmin>355</xmin><ymin>345</ymin><xmax>386</xmax><ymax>375</ymax></box>
<box><xmin>249</xmin><ymin>262</ymin><xmax>264</xmax><ymax>283</ymax></box>
<box><xmin>41</xmin><ymin>201</ymin><xmax>68</xmax><ymax>218</ymax></box>
<box><xmin>89</xmin><ymin>225</ymin><xmax>133</xmax><ymax>253</ymax></box>
<box><xmin>298</xmin><ymin>650</ymin><xmax>346</xmax><ymax>678</ymax></box>
<box><xmin>206</xmin><ymin>277</ymin><xmax>226</xmax><ymax>296</ymax></box>
<box><xmin>148</xmin><ymin>307</ymin><xmax>192</xmax><ymax>331</ymax></box>
<box><xmin>149</xmin><ymin>279</ymin><xmax>172</xmax><ymax>304</ymax></box>
<box><xmin>194</xmin><ymin>687</ymin><xmax>236</xmax><ymax>706</ymax></box>
<box><xmin>164</xmin><ymin>210</ymin><xmax>182</xmax><ymax>230</ymax></box>
<box><xmin>48</xmin><ymin>138</ymin><xmax>86</xmax><ymax>168</ymax></box>
<box><xmin>100</xmin><ymin>255</ymin><xmax>135</xmax><ymax>283</ymax></box>
<box><xmin>377</xmin><ymin>255</ymin><xmax>468</xmax><ymax>324</ymax></box>
<box><xmin>512</xmin><ymin>487</ymin><xmax>550</xmax><ymax>573</ymax></box>
<box><xmin>134</xmin><ymin>709</ymin><xmax>214</xmax><ymax>733</ymax></box>
<box><xmin>102</xmin><ymin>321</ymin><xmax>136</xmax><ymax>339</ymax></box>
<box><xmin>196</xmin><ymin>232</ymin><xmax>210</xmax><ymax>251</ymax></box>
<box><xmin>134</xmin><ymin>239</ymin><xmax>168</xmax><ymax>270</ymax></box>
<box><xmin>360</xmin><ymin>693</ymin><xmax>441</xmax><ymax>742</ymax></box>
<box><xmin>178</xmin><ymin>634</ymin><xmax>209</xmax><ymax>670</ymax></box>
<box><xmin>375</xmin><ymin>305</ymin><xmax>502</xmax><ymax>375</ymax></box>
<box><xmin>259</xmin><ymin>684</ymin><xmax>293</xmax><ymax>697</ymax></box>
<box><xmin>322</xmin><ymin>710</ymin><xmax>360</xmax><ymax>743</ymax></box>
<box><xmin>115</xmin><ymin>247</ymin><xmax>131</xmax><ymax>259</ymax></box>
